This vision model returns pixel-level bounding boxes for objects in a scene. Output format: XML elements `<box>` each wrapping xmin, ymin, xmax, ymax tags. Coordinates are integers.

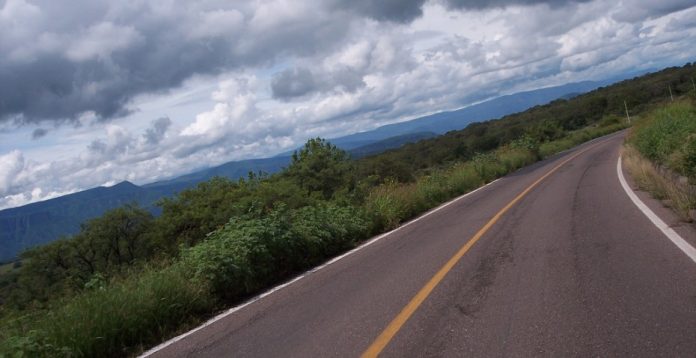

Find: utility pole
<box><xmin>624</xmin><ymin>100</ymin><xmax>631</xmax><ymax>124</ymax></box>
<box><xmin>669</xmin><ymin>85</ymin><xmax>674</xmax><ymax>102</ymax></box>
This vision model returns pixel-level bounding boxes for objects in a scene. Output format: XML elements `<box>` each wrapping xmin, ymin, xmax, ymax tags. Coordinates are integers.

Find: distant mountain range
<box><xmin>0</xmin><ymin>78</ymin><xmax>615</xmax><ymax>262</ymax></box>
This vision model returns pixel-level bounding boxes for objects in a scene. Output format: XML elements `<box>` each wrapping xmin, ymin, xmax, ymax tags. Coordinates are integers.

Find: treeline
<box><xmin>0</xmin><ymin>63</ymin><xmax>694</xmax><ymax>356</ymax></box>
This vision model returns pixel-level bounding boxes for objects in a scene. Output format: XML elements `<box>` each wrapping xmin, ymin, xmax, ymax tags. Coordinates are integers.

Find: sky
<box><xmin>1</xmin><ymin>0</ymin><xmax>695</xmax><ymax>210</ymax></box>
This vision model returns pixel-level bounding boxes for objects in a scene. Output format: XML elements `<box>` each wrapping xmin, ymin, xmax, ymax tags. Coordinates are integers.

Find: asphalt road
<box><xmin>149</xmin><ymin>132</ymin><xmax>696</xmax><ymax>357</ymax></box>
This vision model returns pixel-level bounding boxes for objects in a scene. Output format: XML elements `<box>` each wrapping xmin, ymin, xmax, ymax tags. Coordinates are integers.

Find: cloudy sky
<box><xmin>1</xmin><ymin>0</ymin><xmax>695</xmax><ymax>209</ymax></box>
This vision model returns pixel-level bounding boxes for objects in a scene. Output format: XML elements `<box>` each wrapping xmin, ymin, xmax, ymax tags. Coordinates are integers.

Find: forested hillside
<box><xmin>1</xmin><ymin>63</ymin><xmax>694</xmax><ymax>357</ymax></box>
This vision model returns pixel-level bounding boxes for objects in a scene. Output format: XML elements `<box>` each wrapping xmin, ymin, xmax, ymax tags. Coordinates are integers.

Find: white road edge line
<box><xmin>617</xmin><ymin>155</ymin><xmax>696</xmax><ymax>264</ymax></box>
<box><xmin>139</xmin><ymin>178</ymin><xmax>501</xmax><ymax>357</ymax></box>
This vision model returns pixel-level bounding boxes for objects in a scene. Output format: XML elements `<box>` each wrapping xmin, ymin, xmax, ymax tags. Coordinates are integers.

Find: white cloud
<box><xmin>181</xmin><ymin>76</ymin><xmax>259</xmax><ymax>138</ymax></box>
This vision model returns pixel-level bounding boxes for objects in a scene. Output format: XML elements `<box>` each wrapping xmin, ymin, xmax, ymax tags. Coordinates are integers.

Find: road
<box><xmin>148</xmin><ymin>132</ymin><xmax>696</xmax><ymax>357</ymax></box>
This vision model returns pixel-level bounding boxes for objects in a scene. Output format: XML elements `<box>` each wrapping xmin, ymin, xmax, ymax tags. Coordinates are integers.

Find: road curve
<box><xmin>149</xmin><ymin>132</ymin><xmax>696</xmax><ymax>357</ymax></box>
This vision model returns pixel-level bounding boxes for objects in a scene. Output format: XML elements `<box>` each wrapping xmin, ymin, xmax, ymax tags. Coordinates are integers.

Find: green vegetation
<box><xmin>625</xmin><ymin>100</ymin><xmax>696</xmax><ymax>219</ymax></box>
<box><xmin>630</xmin><ymin>101</ymin><xmax>696</xmax><ymax>180</ymax></box>
<box><xmin>1</xmin><ymin>63</ymin><xmax>694</xmax><ymax>357</ymax></box>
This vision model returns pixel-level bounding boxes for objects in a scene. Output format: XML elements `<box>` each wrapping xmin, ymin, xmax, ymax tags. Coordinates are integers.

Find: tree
<box><xmin>285</xmin><ymin>138</ymin><xmax>355</xmax><ymax>199</ymax></box>
<box><xmin>79</xmin><ymin>204</ymin><xmax>154</xmax><ymax>267</ymax></box>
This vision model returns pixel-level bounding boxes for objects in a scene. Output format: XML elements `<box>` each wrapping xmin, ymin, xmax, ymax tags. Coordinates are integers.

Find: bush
<box><xmin>181</xmin><ymin>204</ymin><xmax>368</xmax><ymax>300</ymax></box>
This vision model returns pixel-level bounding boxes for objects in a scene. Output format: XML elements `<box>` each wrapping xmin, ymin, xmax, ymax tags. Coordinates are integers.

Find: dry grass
<box><xmin>623</xmin><ymin>145</ymin><xmax>695</xmax><ymax>221</ymax></box>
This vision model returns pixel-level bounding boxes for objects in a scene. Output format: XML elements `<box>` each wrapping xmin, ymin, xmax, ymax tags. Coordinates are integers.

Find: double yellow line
<box><xmin>362</xmin><ymin>139</ymin><xmax>609</xmax><ymax>357</ymax></box>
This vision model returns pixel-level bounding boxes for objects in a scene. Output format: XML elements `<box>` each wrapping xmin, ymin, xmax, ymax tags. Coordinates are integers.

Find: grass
<box><xmin>0</xmin><ymin>264</ymin><xmax>214</xmax><ymax>357</ymax></box>
<box><xmin>0</xmin><ymin>121</ymin><xmax>627</xmax><ymax>357</ymax></box>
<box><xmin>622</xmin><ymin>146</ymin><xmax>694</xmax><ymax>220</ymax></box>
<box><xmin>630</xmin><ymin>100</ymin><xmax>696</xmax><ymax>179</ymax></box>
<box><xmin>624</xmin><ymin>100</ymin><xmax>696</xmax><ymax>220</ymax></box>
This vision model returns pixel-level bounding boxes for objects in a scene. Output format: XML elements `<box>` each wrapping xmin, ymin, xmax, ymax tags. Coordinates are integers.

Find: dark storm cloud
<box><xmin>271</xmin><ymin>67</ymin><xmax>317</xmax><ymax>99</ymax></box>
<box><xmin>1</xmin><ymin>57</ymin><xmax>133</xmax><ymax>122</ymax></box>
<box><xmin>31</xmin><ymin>128</ymin><xmax>48</xmax><ymax>139</ymax></box>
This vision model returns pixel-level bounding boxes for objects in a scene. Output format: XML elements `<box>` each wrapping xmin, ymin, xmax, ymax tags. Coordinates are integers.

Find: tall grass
<box><xmin>624</xmin><ymin>100</ymin><xmax>696</xmax><ymax>219</ymax></box>
<box><xmin>365</xmin><ymin>146</ymin><xmax>538</xmax><ymax>233</ymax></box>
<box><xmin>630</xmin><ymin>101</ymin><xmax>696</xmax><ymax>180</ymax></box>
<box><xmin>623</xmin><ymin>146</ymin><xmax>694</xmax><ymax>219</ymax></box>
<box><xmin>0</xmin><ymin>264</ymin><xmax>214</xmax><ymax>357</ymax></box>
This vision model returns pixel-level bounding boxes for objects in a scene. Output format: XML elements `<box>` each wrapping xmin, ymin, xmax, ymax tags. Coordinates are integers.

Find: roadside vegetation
<box><xmin>624</xmin><ymin>98</ymin><xmax>696</xmax><ymax>220</ymax></box>
<box><xmin>1</xmin><ymin>63</ymin><xmax>694</xmax><ymax>357</ymax></box>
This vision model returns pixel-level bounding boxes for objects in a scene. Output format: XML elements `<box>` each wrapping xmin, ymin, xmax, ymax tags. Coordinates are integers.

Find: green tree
<box><xmin>285</xmin><ymin>138</ymin><xmax>355</xmax><ymax>199</ymax></box>
<box><xmin>153</xmin><ymin>177</ymin><xmax>246</xmax><ymax>250</ymax></box>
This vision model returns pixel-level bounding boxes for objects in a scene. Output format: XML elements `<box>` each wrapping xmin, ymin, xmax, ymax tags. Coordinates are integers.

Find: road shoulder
<box><xmin>618</xmin><ymin>152</ymin><xmax>696</xmax><ymax>256</ymax></box>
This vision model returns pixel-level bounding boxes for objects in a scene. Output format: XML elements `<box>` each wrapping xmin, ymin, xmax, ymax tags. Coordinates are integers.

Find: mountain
<box><xmin>0</xmin><ymin>79</ymin><xmax>613</xmax><ymax>262</ymax></box>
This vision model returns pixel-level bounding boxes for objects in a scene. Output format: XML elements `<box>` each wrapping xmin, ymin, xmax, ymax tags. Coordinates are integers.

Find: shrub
<box><xmin>181</xmin><ymin>204</ymin><xmax>368</xmax><ymax>300</ymax></box>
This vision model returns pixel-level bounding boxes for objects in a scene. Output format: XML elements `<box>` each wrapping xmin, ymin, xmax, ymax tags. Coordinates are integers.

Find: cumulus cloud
<box><xmin>0</xmin><ymin>0</ymin><xmax>355</xmax><ymax>124</ymax></box>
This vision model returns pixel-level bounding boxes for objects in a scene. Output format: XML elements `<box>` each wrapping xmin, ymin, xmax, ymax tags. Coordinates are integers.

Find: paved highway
<box><xmin>148</xmin><ymin>132</ymin><xmax>696</xmax><ymax>357</ymax></box>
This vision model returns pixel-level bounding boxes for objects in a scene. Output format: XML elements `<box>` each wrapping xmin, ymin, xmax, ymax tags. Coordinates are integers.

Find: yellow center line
<box><xmin>361</xmin><ymin>139</ymin><xmax>609</xmax><ymax>358</ymax></box>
